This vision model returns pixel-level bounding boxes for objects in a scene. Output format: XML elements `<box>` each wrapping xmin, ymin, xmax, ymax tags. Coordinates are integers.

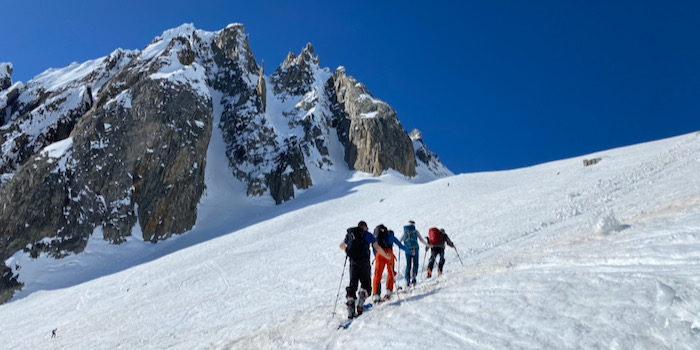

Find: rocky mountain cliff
<box><xmin>0</xmin><ymin>23</ymin><xmax>451</xmax><ymax>303</ymax></box>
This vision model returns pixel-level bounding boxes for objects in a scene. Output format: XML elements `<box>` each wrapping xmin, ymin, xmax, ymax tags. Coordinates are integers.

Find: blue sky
<box><xmin>2</xmin><ymin>1</ymin><xmax>698</xmax><ymax>174</ymax></box>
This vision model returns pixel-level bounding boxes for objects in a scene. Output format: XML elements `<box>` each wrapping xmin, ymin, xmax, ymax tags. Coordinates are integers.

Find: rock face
<box><xmin>0</xmin><ymin>264</ymin><xmax>21</xmax><ymax>305</ymax></box>
<box><xmin>0</xmin><ymin>63</ymin><xmax>11</xmax><ymax>91</ymax></box>
<box><xmin>0</xmin><ymin>23</ymin><xmax>451</xmax><ymax>302</ymax></box>
<box><xmin>328</xmin><ymin>68</ymin><xmax>416</xmax><ymax>177</ymax></box>
<box><xmin>411</xmin><ymin>129</ymin><xmax>453</xmax><ymax>177</ymax></box>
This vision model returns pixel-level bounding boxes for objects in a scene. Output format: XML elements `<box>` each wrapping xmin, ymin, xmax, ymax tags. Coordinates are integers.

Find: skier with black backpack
<box><xmin>425</xmin><ymin>227</ymin><xmax>456</xmax><ymax>277</ymax></box>
<box><xmin>339</xmin><ymin>221</ymin><xmax>391</xmax><ymax>319</ymax></box>
<box><xmin>371</xmin><ymin>224</ymin><xmax>412</xmax><ymax>302</ymax></box>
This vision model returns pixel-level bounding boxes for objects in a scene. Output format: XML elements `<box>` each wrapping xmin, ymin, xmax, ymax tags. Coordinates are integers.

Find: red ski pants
<box><xmin>372</xmin><ymin>252</ymin><xmax>396</xmax><ymax>295</ymax></box>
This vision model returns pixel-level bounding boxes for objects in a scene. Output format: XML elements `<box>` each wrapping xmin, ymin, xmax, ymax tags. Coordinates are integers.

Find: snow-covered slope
<box><xmin>1</xmin><ymin>131</ymin><xmax>699</xmax><ymax>349</ymax></box>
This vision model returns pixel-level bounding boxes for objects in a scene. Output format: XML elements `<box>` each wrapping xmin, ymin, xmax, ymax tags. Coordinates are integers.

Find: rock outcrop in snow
<box><xmin>328</xmin><ymin>67</ymin><xmax>416</xmax><ymax>177</ymax></box>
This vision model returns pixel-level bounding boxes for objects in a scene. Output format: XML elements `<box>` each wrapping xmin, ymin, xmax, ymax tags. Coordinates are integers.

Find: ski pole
<box><xmin>332</xmin><ymin>255</ymin><xmax>348</xmax><ymax>316</ymax></box>
<box><xmin>422</xmin><ymin>247</ymin><xmax>428</xmax><ymax>274</ymax></box>
<box><xmin>397</xmin><ymin>249</ymin><xmax>401</xmax><ymax>277</ymax></box>
<box><xmin>391</xmin><ymin>250</ymin><xmax>402</xmax><ymax>301</ymax></box>
<box><xmin>454</xmin><ymin>247</ymin><xmax>464</xmax><ymax>266</ymax></box>
<box><xmin>396</xmin><ymin>248</ymin><xmax>402</xmax><ymax>291</ymax></box>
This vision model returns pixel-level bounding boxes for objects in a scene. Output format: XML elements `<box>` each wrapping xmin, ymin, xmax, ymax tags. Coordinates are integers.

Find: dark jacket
<box><xmin>428</xmin><ymin>232</ymin><xmax>455</xmax><ymax>249</ymax></box>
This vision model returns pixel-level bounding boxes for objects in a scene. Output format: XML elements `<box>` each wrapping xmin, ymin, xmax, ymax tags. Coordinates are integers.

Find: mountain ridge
<box><xmin>0</xmin><ymin>23</ymin><xmax>450</xmax><ymax>303</ymax></box>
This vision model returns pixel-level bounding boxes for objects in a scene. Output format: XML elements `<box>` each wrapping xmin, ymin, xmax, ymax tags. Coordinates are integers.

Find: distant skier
<box><xmin>51</xmin><ymin>328</ymin><xmax>57</xmax><ymax>339</ymax></box>
<box><xmin>426</xmin><ymin>228</ymin><xmax>456</xmax><ymax>277</ymax></box>
<box><xmin>340</xmin><ymin>221</ymin><xmax>390</xmax><ymax>319</ymax></box>
<box><xmin>371</xmin><ymin>224</ymin><xmax>412</xmax><ymax>302</ymax></box>
<box><xmin>401</xmin><ymin>220</ymin><xmax>430</xmax><ymax>286</ymax></box>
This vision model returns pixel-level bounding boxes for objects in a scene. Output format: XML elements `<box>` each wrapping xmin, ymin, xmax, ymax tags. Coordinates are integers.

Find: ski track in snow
<box><xmin>1</xmin><ymin>132</ymin><xmax>700</xmax><ymax>349</ymax></box>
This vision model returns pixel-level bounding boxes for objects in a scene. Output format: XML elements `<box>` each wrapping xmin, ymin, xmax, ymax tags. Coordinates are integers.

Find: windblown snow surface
<box><xmin>2</xmin><ymin>129</ymin><xmax>700</xmax><ymax>349</ymax></box>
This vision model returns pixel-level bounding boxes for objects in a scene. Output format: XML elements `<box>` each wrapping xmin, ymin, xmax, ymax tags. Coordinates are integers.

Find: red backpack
<box><xmin>428</xmin><ymin>227</ymin><xmax>442</xmax><ymax>245</ymax></box>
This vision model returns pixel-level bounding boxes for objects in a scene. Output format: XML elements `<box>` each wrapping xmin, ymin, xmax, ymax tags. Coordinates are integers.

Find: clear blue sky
<box><xmin>2</xmin><ymin>1</ymin><xmax>698</xmax><ymax>174</ymax></box>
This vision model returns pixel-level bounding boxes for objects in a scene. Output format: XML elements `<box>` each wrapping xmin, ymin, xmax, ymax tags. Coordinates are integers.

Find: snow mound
<box><xmin>593</xmin><ymin>210</ymin><xmax>624</xmax><ymax>236</ymax></box>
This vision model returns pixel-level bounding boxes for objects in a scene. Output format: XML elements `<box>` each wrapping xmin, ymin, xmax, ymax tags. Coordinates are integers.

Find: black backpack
<box><xmin>373</xmin><ymin>224</ymin><xmax>390</xmax><ymax>250</ymax></box>
<box><xmin>345</xmin><ymin>227</ymin><xmax>368</xmax><ymax>260</ymax></box>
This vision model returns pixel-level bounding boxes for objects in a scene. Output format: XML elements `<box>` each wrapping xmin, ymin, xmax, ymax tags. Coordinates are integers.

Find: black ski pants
<box><xmin>346</xmin><ymin>259</ymin><xmax>371</xmax><ymax>299</ymax></box>
<box><xmin>427</xmin><ymin>247</ymin><xmax>446</xmax><ymax>272</ymax></box>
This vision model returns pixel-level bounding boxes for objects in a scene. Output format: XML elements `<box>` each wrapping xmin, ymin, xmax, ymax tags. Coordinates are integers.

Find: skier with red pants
<box><xmin>371</xmin><ymin>224</ymin><xmax>412</xmax><ymax>302</ymax></box>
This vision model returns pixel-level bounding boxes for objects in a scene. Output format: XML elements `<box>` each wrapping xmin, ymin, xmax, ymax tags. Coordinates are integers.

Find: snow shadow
<box><xmin>387</xmin><ymin>287</ymin><xmax>443</xmax><ymax>307</ymax></box>
<box><xmin>8</xmin><ymin>177</ymin><xmax>381</xmax><ymax>302</ymax></box>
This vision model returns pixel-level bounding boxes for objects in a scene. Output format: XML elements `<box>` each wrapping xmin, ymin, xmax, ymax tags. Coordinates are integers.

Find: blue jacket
<box><xmin>374</xmin><ymin>233</ymin><xmax>411</xmax><ymax>256</ymax></box>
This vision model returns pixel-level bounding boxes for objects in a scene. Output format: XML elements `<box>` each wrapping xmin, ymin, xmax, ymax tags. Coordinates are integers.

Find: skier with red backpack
<box><xmin>339</xmin><ymin>221</ymin><xmax>391</xmax><ymax>319</ymax></box>
<box><xmin>425</xmin><ymin>228</ymin><xmax>456</xmax><ymax>277</ymax></box>
<box><xmin>371</xmin><ymin>224</ymin><xmax>412</xmax><ymax>302</ymax></box>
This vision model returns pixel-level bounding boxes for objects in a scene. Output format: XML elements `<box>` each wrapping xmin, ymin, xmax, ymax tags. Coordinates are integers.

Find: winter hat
<box><xmin>358</xmin><ymin>221</ymin><xmax>368</xmax><ymax>229</ymax></box>
<box><xmin>408</xmin><ymin>220</ymin><xmax>415</xmax><ymax>225</ymax></box>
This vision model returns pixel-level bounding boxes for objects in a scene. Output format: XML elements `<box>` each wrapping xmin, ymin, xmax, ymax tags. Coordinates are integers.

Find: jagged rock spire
<box><xmin>256</xmin><ymin>60</ymin><xmax>266</xmax><ymax>111</ymax></box>
<box><xmin>0</xmin><ymin>63</ymin><xmax>11</xmax><ymax>91</ymax></box>
<box><xmin>271</xmin><ymin>43</ymin><xmax>320</xmax><ymax>97</ymax></box>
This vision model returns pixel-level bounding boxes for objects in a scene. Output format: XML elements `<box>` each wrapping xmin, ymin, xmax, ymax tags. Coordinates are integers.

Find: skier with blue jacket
<box><xmin>401</xmin><ymin>220</ymin><xmax>430</xmax><ymax>286</ymax></box>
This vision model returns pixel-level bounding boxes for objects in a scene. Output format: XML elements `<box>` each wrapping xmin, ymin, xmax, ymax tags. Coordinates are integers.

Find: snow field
<box><xmin>1</xmin><ymin>132</ymin><xmax>699</xmax><ymax>349</ymax></box>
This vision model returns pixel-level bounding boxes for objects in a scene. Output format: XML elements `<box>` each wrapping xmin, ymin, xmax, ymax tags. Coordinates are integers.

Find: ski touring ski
<box><xmin>337</xmin><ymin>303</ymin><xmax>373</xmax><ymax>330</ymax></box>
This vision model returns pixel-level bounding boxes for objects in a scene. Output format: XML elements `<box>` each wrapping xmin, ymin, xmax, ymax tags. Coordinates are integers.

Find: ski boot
<box><xmin>346</xmin><ymin>298</ymin><xmax>356</xmax><ymax>319</ymax></box>
<box><xmin>427</xmin><ymin>269</ymin><xmax>432</xmax><ymax>278</ymax></box>
<box><xmin>356</xmin><ymin>290</ymin><xmax>368</xmax><ymax>316</ymax></box>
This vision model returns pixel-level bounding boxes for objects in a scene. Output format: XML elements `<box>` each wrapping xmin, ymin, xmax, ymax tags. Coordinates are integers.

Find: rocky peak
<box><xmin>0</xmin><ymin>63</ymin><xmax>11</xmax><ymax>91</ymax></box>
<box><xmin>410</xmin><ymin>129</ymin><xmax>452</xmax><ymax>177</ymax></box>
<box><xmin>213</xmin><ymin>23</ymin><xmax>259</xmax><ymax>75</ymax></box>
<box><xmin>271</xmin><ymin>43</ymin><xmax>319</xmax><ymax>97</ymax></box>
<box><xmin>281</xmin><ymin>43</ymin><xmax>318</xmax><ymax>68</ymax></box>
<box><xmin>410</xmin><ymin>129</ymin><xmax>422</xmax><ymax>141</ymax></box>
<box><xmin>328</xmin><ymin>68</ymin><xmax>416</xmax><ymax>177</ymax></box>
<box><xmin>0</xmin><ymin>23</ymin><xmax>214</xmax><ymax>265</ymax></box>
<box><xmin>0</xmin><ymin>54</ymin><xmax>127</xmax><ymax>175</ymax></box>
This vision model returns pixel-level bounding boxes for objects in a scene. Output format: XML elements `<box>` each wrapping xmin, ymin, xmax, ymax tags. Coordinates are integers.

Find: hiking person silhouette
<box><xmin>371</xmin><ymin>224</ymin><xmax>412</xmax><ymax>302</ymax></box>
<box><xmin>426</xmin><ymin>228</ymin><xmax>456</xmax><ymax>277</ymax></box>
<box><xmin>401</xmin><ymin>220</ymin><xmax>430</xmax><ymax>286</ymax></box>
<box><xmin>339</xmin><ymin>221</ymin><xmax>390</xmax><ymax>319</ymax></box>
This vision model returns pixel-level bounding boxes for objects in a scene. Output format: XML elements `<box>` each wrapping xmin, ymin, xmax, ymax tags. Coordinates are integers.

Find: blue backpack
<box><xmin>403</xmin><ymin>225</ymin><xmax>419</xmax><ymax>249</ymax></box>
